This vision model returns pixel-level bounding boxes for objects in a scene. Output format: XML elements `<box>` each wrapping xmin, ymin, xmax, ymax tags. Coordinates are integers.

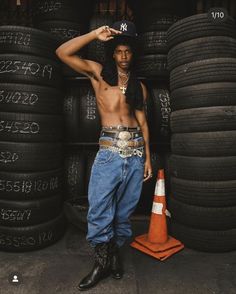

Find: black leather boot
<box><xmin>109</xmin><ymin>238</ymin><xmax>124</xmax><ymax>279</ymax></box>
<box><xmin>78</xmin><ymin>242</ymin><xmax>111</xmax><ymax>291</ymax></box>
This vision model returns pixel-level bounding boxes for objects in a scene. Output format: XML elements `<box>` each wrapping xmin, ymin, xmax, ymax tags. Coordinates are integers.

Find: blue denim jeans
<box><xmin>86</xmin><ymin>134</ymin><xmax>145</xmax><ymax>248</ymax></box>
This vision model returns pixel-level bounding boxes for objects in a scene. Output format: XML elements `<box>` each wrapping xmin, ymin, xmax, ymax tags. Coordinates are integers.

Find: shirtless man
<box><xmin>56</xmin><ymin>20</ymin><xmax>152</xmax><ymax>291</ymax></box>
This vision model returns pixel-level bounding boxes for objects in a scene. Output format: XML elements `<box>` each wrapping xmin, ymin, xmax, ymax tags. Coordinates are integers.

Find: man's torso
<box><xmin>90</xmin><ymin>75</ymin><xmax>139</xmax><ymax>128</ymax></box>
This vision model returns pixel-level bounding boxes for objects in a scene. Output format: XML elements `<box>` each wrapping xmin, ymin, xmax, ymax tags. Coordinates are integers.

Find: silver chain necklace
<box><xmin>118</xmin><ymin>71</ymin><xmax>130</xmax><ymax>94</ymax></box>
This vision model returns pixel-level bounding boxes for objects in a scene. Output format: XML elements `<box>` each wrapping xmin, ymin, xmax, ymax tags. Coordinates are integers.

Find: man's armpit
<box><xmin>86</xmin><ymin>71</ymin><xmax>99</xmax><ymax>81</ymax></box>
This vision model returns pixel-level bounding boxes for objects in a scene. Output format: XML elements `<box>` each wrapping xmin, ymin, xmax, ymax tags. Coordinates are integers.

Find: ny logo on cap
<box><xmin>120</xmin><ymin>23</ymin><xmax>128</xmax><ymax>31</ymax></box>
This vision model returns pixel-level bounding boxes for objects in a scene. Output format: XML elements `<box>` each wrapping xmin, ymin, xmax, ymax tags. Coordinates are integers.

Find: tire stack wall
<box><xmin>128</xmin><ymin>1</ymin><xmax>182</xmax><ymax>213</ymax></box>
<box><xmin>29</xmin><ymin>0</ymin><xmax>99</xmax><ymax>216</ymax></box>
<box><xmin>0</xmin><ymin>25</ymin><xmax>66</xmax><ymax>252</ymax></box>
<box><xmin>145</xmin><ymin>83</ymin><xmax>171</xmax><ymax>144</ymax></box>
<box><xmin>167</xmin><ymin>12</ymin><xmax>236</xmax><ymax>252</ymax></box>
<box><xmin>63</xmin><ymin>80</ymin><xmax>98</xmax><ymax>197</ymax></box>
<box><xmin>63</xmin><ymin>80</ymin><xmax>101</xmax><ymax>144</ymax></box>
<box><xmin>32</xmin><ymin>0</ymin><xmax>93</xmax><ymax>77</ymax></box>
<box><xmin>63</xmin><ymin>79</ymin><xmax>101</xmax><ymax>203</ymax></box>
<box><xmin>130</xmin><ymin>0</ymin><xmax>192</xmax><ymax>79</ymax></box>
<box><xmin>0</xmin><ymin>0</ymin><xmax>33</xmax><ymax>27</ymax></box>
<box><xmin>64</xmin><ymin>146</ymin><xmax>97</xmax><ymax>200</ymax></box>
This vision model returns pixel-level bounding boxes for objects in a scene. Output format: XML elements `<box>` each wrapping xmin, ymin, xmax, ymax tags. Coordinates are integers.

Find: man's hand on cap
<box><xmin>94</xmin><ymin>25</ymin><xmax>122</xmax><ymax>42</ymax></box>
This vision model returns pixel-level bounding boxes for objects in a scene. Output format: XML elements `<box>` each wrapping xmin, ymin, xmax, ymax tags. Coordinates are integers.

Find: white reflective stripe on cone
<box><xmin>152</xmin><ymin>202</ymin><xmax>163</xmax><ymax>215</ymax></box>
<box><xmin>154</xmin><ymin>179</ymin><xmax>165</xmax><ymax>196</ymax></box>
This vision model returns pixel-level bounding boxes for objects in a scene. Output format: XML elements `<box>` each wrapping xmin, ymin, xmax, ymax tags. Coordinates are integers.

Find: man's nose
<box><xmin>121</xmin><ymin>52</ymin><xmax>127</xmax><ymax>59</ymax></box>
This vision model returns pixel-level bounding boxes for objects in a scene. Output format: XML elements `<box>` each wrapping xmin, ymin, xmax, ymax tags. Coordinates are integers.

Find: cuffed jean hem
<box><xmin>88</xmin><ymin>233</ymin><xmax>114</xmax><ymax>248</ymax></box>
<box><xmin>88</xmin><ymin>236</ymin><xmax>129</xmax><ymax>248</ymax></box>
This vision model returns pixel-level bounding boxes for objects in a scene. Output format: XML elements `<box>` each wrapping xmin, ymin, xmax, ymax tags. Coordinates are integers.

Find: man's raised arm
<box><xmin>55</xmin><ymin>26</ymin><xmax>122</xmax><ymax>79</ymax></box>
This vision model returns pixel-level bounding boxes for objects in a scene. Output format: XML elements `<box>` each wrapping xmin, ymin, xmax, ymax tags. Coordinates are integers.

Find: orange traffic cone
<box><xmin>130</xmin><ymin>169</ymin><xmax>184</xmax><ymax>261</ymax></box>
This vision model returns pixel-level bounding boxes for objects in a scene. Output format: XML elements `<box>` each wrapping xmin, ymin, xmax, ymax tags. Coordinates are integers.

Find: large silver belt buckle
<box><xmin>118</xmin><ymin>148</ymin><xmax>132</xmax><ymax>158</ymax></box>
<box><xmin>117</xmin><ymin>131</ymin><xmax>131</xmax><ymax>149</ymax></box>
<box><xmin>118</xmin><ymin>131</ymin><xmax>131</xmax><ymax>140</ymax></box>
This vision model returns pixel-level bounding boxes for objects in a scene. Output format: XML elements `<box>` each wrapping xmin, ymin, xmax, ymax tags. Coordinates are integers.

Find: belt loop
<box><xmin>115</xmin><ymin>131</ymin><xmax>119</xmax><ymax>140</ymax></box>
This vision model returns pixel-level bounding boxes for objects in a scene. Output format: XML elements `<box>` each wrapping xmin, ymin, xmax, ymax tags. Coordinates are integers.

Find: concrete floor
<box><xmin>0</xmin><ymin>220</ymin><xmax>236</xmax><ymax>294</ymax></box>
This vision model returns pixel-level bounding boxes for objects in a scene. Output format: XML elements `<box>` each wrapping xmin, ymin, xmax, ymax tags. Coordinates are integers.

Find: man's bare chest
<box><xmin>98</xmin><ymin>82</ymin><xmax>125</xmax><ymax>102</ymax></box>
<box><xmin>91</xmin><ymin>79</ymin><xmax>130</xmax><ymax>111</ymax></box>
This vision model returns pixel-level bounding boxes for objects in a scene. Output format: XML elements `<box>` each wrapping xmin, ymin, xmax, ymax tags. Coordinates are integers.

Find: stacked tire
<box><xmin>136</xmin><ymin>12</ymin><xmax>180</xmax><ymax>79</ymax></box>
<box><xmin>130</xmin><ymin>0</ymin><xmax>196</xmax><ymax>78</ymax></box>
<box><xmin>63</xmin><ymin>79</ymin><xmax>100</xmax><ymax>227</ymax></box>
<box><xmin>167</xmin><ymin>13</ymin><xmax>236</xmax><ymax>252</ymax></box>
<box><xmin>32</xmin><ymin>0</ymin><xmax>93</xmax><ymax>76</ymax></box>
<box><xmin>63</xmin><ymin>79</ymin><xmax>100</xmax><ymax>202</ymax></box>
<box><xmin>0</xmin><ymin>25</ymin><xmax>66</xmax><ymax>252</ymax></box>
<box><xmin>129</xmin><ymin>0</ymin><xmax>187</xmax><ymax>79</ymax></box>
<box><xmin>64</xmin><ymin>80</ymin><xmax>101</xmax><ymax>144</ymax></box>
<box><xmin>145</xmin><ymin>82</ymin><xmax>171</xmax><ymax>144</ymax></box>
<box><xmin>64</xmin><ymin>146</ymin><xmax>98</xmax><ymax>200</ymax></box>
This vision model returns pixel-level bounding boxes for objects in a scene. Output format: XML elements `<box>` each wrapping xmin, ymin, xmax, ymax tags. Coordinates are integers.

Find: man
<box><xmin>56</xmin><ymin>20</ymin><xmax>152</xmax><ymax>291</ymax></box>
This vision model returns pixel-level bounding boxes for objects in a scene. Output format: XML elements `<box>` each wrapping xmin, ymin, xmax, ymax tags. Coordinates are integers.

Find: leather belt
<box><xmin>99</xmin><ymin>139</ymin><xmax>144</xmax><ymax>148</ymax></box>
<box><xmin>99</xmin><ymin>145</ymin><xmax>144</xmax><ymax>158</ymax></box>
<box><xmin>102</xmin><ymin>125</ymin><xmax>141</xmax><ymax>131</ymax></box>
<box><xmin>99</xmin><ymin>127</ymin><xmax>144</xmax><ymax>158</ymax></box>
<box><xmin>100</xmin><ymin>130</ymin><xmax>142</xmax><ymax>139</ymax></box>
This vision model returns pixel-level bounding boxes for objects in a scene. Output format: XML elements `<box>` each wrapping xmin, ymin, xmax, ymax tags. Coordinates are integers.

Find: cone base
<box><xmin>135</xmin><ymin>233</ymin><xmax>183</xmax><ymax>252</ymax></box>
<box><xmin>130</xmin><ymin>239</ymin><xmax>184</xmax><ymax>261</ymax></box>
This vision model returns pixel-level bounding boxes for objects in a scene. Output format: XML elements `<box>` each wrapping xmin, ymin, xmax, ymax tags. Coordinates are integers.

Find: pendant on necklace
<box><xmin>120</xmin><ymin>86</ymin><xmax>126</xmax><ymax>94</ymax></box>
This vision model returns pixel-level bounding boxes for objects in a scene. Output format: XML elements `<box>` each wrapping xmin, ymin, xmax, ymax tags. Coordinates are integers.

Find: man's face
<box><xmin>113</xmin><ymin>44</ymin><xmax>133</xmax><ymax>70</ymax></box>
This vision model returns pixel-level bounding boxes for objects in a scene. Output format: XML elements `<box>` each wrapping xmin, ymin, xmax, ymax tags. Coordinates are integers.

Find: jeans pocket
<box><xmin>94</xmin><ymin>149</ymin><xmax>115</xmax><ymax>165</ymax></box>
<box><xmin>135</xmin><ymin>154</ymin><xmax>145</xmax><ymax>169</ymax></box>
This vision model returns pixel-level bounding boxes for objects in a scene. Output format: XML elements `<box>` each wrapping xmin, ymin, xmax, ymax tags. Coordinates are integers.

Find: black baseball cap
<box><xmin>111</xmin><ymin>20</ymin><xmax>137</xmax><ymax>38</ymax></box>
